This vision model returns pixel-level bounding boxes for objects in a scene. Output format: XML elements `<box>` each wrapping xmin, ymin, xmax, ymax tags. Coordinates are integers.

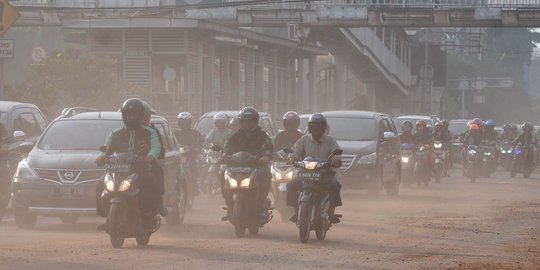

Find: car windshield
<box><xmin>195</xmin><ymin>117</ymin><xmax>218</xmax><ymax>137</ymax></box>
<box><xmin>449</xmin><ymin>122</ymin><xmax>469</xmax><ymax>136</ymax></box>
<box><xmin>38</xmin><ymin>120</ymin><xmax>123</xmax><ymax>151</ymax></box>
<box><xmin>325</xmin><ymin>117</ymin><xmax>377</xmax><ymax>141</ymax></box>
<box><xmin>394</xmin><ymin>117</ymin><xmax>432</xmax><ymax>133</ymax></box>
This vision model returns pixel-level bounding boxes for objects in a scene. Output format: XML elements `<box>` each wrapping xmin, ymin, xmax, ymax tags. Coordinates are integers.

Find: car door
<box><xmin>11</xmin><ymin>109</ymin><xmax>42</xmax><ymax>143</ymax></box>
<box><xmin>152</xmin><ymin>121</ymin><xmax>181</xmax><ymax>205</ymax></box>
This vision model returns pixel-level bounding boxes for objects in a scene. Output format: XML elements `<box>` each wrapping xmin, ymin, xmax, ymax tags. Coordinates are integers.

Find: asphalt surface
<box><xmin>1</xmin><ymin>169</ymin><xmax>539</xmax><ymax>270</ymax></box>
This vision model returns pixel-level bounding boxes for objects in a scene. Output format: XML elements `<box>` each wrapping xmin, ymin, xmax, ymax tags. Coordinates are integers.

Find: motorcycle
<box><xmin>0</xmin><ymin>136</ymin><xmax>19</xmax><ymax>223</ymax></box>
<box><xmin>180</xmin><ymin>146</ymin><xmax>198</xmax><ymax>209</ymax></box>
<box><xmin>204</xmin><ymin>145</ymin><xmax>223</xmax><ymax>197</ymax></box>
<box><xmin>465</xmin><ymin>145</ymin><xmax>482</xmax><ymax>183</ymax></box>
<box><xmin>220</xmin><ymin>145</ymin><xmax>273</xmax><ymax>237</ymax></box>
<box><xmin>271</xmin><ymin>149</ymin><xmax>297</xmax><ymax>222</ymax></box>
<box><xmin>293</xmin><ymin>149</ymin><xmax>343</xmax><ymax>243</ymax></box>
<box><xmin>100</xmin><ymin>146</ymin><xmax>160</xmax><ymax>248</ymax></box>
<box><xmin>432</xmin><ymin>141</ymin><xmax>446</xmax><ymax>183</ymax></box>
<box><xmin>498</xmin><ymin>141</ymin><xmax>514</xmax><ymax>171</ymax></box>
<box><xmin>400</xmin><ymin>144</ymin><xmax>416</xmax><ymax>187</ymax></box>
<box><xmin>414</xmin><ymin>144</ymin><xmax>431</xmax><ymax>187</ymax></box>
<box><xmin>482</xmin><ymin>141</ymin><xmax>497</xmax><ymax>178</ymax></box>
<box><xmin>511</xmin><ymin>144</ymin><xmax>534</xmax><ymax>178</ymax></box>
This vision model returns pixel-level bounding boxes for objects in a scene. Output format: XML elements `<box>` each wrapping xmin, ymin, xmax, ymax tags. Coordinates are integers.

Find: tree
<box><xmin>5</xmin><ymin>47</ymin><xmax>119</xmax><ymax>116</ymax></box>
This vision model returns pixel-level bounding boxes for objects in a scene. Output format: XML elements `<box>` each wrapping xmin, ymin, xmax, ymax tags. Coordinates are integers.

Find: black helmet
<box><xmin>503</xmin><ymin>124</ymin><xmax>511</xmax><ymax>131</ymax></box>
<box><xmin>283</xmin><ymin>111</ymin><xmax>300</xmax><ymax>131</ymax></box>
<box><xmin>511</xmin><ymin>123</ymin><xmax>518</xmax><ymax>133</ymax></box>
<box><xmin>308</xmin><ymin>113</ymin><xmax>327</xmax><ymax>135</ymax></box>
<box><xmin>238</xmin><ymin>107</ymin><xmax>259</xmax><ymax>123</ymax></box>
<box><xmin>121</xmin><ymin>98</ymin><xmax>145</xmax><ymax>130</ymax></box>
<box><xmin>523</xmin><ymin>122</ymin><xmax>533</xmax><ymax>133</ymax></box>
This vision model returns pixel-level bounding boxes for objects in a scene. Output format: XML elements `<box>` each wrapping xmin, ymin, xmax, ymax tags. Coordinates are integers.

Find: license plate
<box><xmin>228</xmin><ymin>167</ymin><xmax>252</xmax><ymax>173</ymax></box>
<box><xmin>49</xmin><ymin>187</ymin><xmax>84</xmax><ymax>199</ymax></box>
<box><xmin>298</xmin><ymin>172</ymin><xmax>321</xmax><ymax>182</ymax></box>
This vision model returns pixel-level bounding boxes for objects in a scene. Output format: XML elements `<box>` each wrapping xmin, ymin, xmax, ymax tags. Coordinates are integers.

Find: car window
<box><xmin>382</xmin><ymin>119</ymin><xmax>395</xmax><ymax>134</ymax></box>
<box><xmin>13</xmin><ymin>112</ymin><xmax>41</xmax><ymax>137</ymax></box>
<box><xmin>325</xmin><ymin>117</ymin><xmax>377</xmax><ymax>141</ymax></box>
<box><xmin>161</xmin><ymin>123</ymin><xmax>177</xmax><ymax>151</ymax></box>
<box><xmin>153</xmin><ymin>123</ymin><xmax>171</xmax><ymax>150</ymax></box>
<box><xmin>38</xmin><ymin>120</ymin><xmax>123</xmax><ymax>150</ymax></box>
<box><xmin>33</xmin><ymin>111</ymin><xmax>47</xmax><ymax>132</ymax></box>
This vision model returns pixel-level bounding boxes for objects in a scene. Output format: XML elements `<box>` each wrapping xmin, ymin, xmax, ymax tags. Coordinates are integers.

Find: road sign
<box><xmin>0</xmin><ymin>39</ymin><xmax>13</xmax><ymax>58</ymax></box>
<box><xmin>0</xmin><ymin>0</ymin><xmax>20</xmax><ymax>37</ymax></box>
<box><xmin>32</xmin><ymin>46</ymin><xmax>46</xmax><ymax>62</ymax></box>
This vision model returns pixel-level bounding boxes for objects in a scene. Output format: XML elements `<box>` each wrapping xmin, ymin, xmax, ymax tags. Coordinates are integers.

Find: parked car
<box><xmin>393</xmin><ymin>115</ymin><xmax>440</xmax><ymax>133</ymax></box>
<box><xmin>194</xmin><ymin>110</ymin><xmax>278</xmax><ymax>138</ymax></box>
<box><xmin>448</xmin><ymin>119</ymin><xmax>470</xmax><ymax>139</ymax></box>
<box><xmin>322</xmin><ymin>111</ymin><xmax>401</xmax><ymax>195</ymax></box>
<box><xmin>10</xmin><ymin>111</ymin><xmax>186</xmax><ymax>229</ymax></box>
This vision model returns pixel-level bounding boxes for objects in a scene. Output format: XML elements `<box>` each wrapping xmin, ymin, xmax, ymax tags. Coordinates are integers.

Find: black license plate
<box><xmin>298</xmin><ymin>172</ymin><xmax>321</xmax><ymax>182</ymax></box>
<box><xmin>48</xmin><ymin>187</ymin><xmax>84</xmax><ymax>199</ymax></box>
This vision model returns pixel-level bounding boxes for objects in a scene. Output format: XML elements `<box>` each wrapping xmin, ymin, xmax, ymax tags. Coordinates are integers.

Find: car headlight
<box><xmin>104</xmin><ymin>173</ymin><xmax>115</xmax><ymax>192</ymax></box>
<box><xmin>358</xmin><ymin>152</ymin><xmax>377</xmax><ymax>165</ymax></box>
<box><xmin>401</xmin><ymin>156</ymin><xmax>410</xmax><ymax>163</ymax></box>
<box><xmin>15</xmin><ymin>159</ymin><xmax>38</xmax><ymax>179</ymax></box>
<box><xmin>240</xmin><ymin>177</ymin><xmax>251</xmax><ymax>188</ymax></box>
<box><xmin>434</xmin><ymin>143</ymin><xmax>442</xmax><ymax>149</ymax></box>
<box><xmin>304</xmin><ymin>161</ymin><xmax>319</xmax><ymax>170</ymax></box>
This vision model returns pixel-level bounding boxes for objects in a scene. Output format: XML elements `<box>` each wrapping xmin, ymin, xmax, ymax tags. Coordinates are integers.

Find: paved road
<box><xmin>1</xmin><ymin>170</ymin><xmax>539</xmax><ymax>270</ymax></box>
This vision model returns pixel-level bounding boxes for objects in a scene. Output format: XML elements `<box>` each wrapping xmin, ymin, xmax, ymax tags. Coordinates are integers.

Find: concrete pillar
<box><xmin>308</xmin><ymin>56</ymin><xmax>316</xmax><ymax>112</ymax></box>
<box><xmin>289</xmin><ymin>56</ymin><xmax>297</xmax><ymax>111</ymax></box>
<box><xmin>333</xmin><ymin>56</ymin><xmax>346</xmax><ymax>109</ymax></box>
<box><xmin>296</xmin><ymin>57</ymin><xmax>304</xmax><ymax>112</ymax></box>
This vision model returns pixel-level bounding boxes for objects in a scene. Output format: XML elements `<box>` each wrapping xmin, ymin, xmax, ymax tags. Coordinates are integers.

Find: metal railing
<box><xmin>11</xmin><ymin>0</ymin><xmax>540</xmax><ymax>9</ymax></box>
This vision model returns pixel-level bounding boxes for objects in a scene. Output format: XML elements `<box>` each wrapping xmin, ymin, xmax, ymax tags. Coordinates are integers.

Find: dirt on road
<box><xmin>1</xmin><ymin>170</ymin><xmax>539</xmax><ymax>270</ymax></box>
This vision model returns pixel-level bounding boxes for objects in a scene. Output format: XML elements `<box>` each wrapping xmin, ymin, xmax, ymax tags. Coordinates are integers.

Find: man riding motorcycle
<box><xmin>512</xmin><ymin>122</ymin><xmax>538</xmax><ymax>164</ymax></box>
<box><xmin>174</xmin><ymin>112</ymin><xmax>204</xmax><ymax>194</ymax></box>
<box><xmin>221</xmin><ymin>107</ymin><xmax>273</xmax><ymax>222</ymax></box>
<box><xmin>273</xmin><ymin>111</ymin><xmax>304</xmax><ymax>151</ymax></box>
<box><xmin>286</xmin><ymin>113</ymin><xmax>342</xmax><ymax>224</ymax></box>
<box><xmin>205</xmin><ymin>113</ymin><xmax>231</xmax><ymax>148</ymax></box>
<box><xmin>433</xmin><ymin>121</ymin><xmax>452</xmax><ymax>176</ymax></box>
<box><xmin>415</xmin><ymin>120</ymin><xmax>434</xmax><ymax>145</ymax></box>
<box><xmin>95</xmin><ymin>98</ymin><xmax>163</xmax><ymax>229</ymax></box>
<box><xmin>484</xmin><ymin>120</ymin><xmax>499</xmax><ymax>142</ymax></box>
<box><xmin>501</xmin><ymin>124</ymin><xmax>516</xmax><ymax>141</ymax></box>
<box><xmin>399</xmin><ymin>120</ymin><xmax>416</xmax><ymax>144</ymax></box>
<box><xmin>462</xmin><ymin>123</ymin><xmax>483</xmax><ymax>171</ymax></box>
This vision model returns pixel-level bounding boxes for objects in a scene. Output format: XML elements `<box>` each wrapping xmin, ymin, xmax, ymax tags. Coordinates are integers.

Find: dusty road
<box><xmin>1</xmin><ymin>170</ymin><xmax>540</xmax><ymax>270</ymax></box>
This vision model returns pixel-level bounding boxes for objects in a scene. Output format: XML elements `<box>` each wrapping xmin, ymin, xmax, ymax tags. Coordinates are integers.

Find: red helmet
<box><xmin>469</xmin><ymin>124</ymin><xmax>480</xmax><ymax>131</ymax></box>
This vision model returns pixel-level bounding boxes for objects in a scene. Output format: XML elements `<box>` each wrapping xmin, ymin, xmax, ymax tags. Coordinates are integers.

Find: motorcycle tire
<box><xmin>248</xmin><ymin>226</ymin><xmax>259</xmax><ymax>236</ymax></box>
<box><xmin>315</xmin><ymin>210</ymin><xmax>328</xmax><ymax>241</ymax></box>
<box><xmin>108</xmin><ymin>204</ymin><xmax>125</xmax><ymax>249</ymax></box>
<box><xmin>233</xmin><ymin>199</ymin><xmax>246</xmax><ymax>238</ymax></box>
<box><xmin>166</xmin><ymin>183</ymin><xmax>186</xmax><ymax>225</ymax></box>
<box><xmin>298</xmin><ymin>202</ymin><xmax>312</xmax><ymax>243</ymax></box>
<box><xmin>14</xmin><ymin>206</ymin><xmax>37</xmax><ymax>229</ymax></box>
<box><xmin>136</xmin><ymin>232</ymin><xmax>151</xmax><ymax>246</ymax></box>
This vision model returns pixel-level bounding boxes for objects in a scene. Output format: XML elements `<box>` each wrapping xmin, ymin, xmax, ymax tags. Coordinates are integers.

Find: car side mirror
<box><xmin>19</xmin><ymin>142</ymin><xmax>34</xmax><ymax>155</ymax></box>
<box><xmin>383</xmin><ymin>132</ymin><xmax>396</xmax><ymax>141</ymax></box>
<box><xmin>332</xmin><ymin>149</ymin><xmax>343</xmax><ymax>155</ymax></box>
<box><xmin>99</xmin><ymin>145</ymin><xmax>107</xmax><ymax>152</ymax></box>
<box><xmin>283</xmin><ymin>148</ymin><xmax>294</xmax><ymax>154</ymax></box>
<box><xmin>211</xmin><ymin>145</ymin><xmax>223</xmax><ymax>152</ymax></box>
<box><xmin>14</xmin><ymin>131</ymin><xmax>26</xmax><ymax>141</ymax></box>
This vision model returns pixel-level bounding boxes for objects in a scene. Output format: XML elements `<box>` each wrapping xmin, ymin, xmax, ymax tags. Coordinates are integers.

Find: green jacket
<box><xmin>101</xmin><ymin>125</ymin><xmax>161</xmax><ymax>159</ymax></box>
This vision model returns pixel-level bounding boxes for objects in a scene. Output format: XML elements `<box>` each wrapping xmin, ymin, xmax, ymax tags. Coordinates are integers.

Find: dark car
<box><xmin>194</xmin><ymin>110</ymin><xmax>278</xmax><ymax>138</ymax></box>
<box><xmin>10</xmin><ymin>112</ymin><xmax>186</xmax><ymax>229</ymax></box>
<box><xmin>321</xmin><ymin>111</ymin><xmax>401</xmax><ymax>195</ymax></box>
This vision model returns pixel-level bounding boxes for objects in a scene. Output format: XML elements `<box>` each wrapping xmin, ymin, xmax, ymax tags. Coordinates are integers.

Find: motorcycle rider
<box><xmin>501</xmin><ymin>124</ymin><xmax>516</xmax><ymax>141</ymax></box>
<box><xmin>512</xmin><ymin>122</ymin><xmax>538</xmax><ymax>165</ymax></box>
<box><xmin>273</xmin><ymin>111</ymin><xmax>304</xmax><ymax>151</ymax></box>
<box><xmin>399</xmin><ymin>120</ymin><xmax>416</xmax><ymax>144</ymax></box>
<box><xmin>174</xmin><ymin>112</ymin><xmax>204</xmax><ymax>194</ymax></box>
<box><xmin>221</xmin><ymin>107</ymin><xmax>273</xmax><ymax>222</ymax></box>
<box><xmin>286</xmin><ymin>113</ymin><xmax>342</xmax><ymax>224</ymax></box>
<box><xmin>462</xmin><ymin>123</ymin><xmax>483</xmax><ymax>173</ymax></box>
<box><xmin>205</xmin><ymin>113</ymin><xmax>231</xmax><ymax>148</ymax></box>
<box><xmin>484</xmin><ymin>120</ymin><xmax>499</xmax><ymax>142</ymax></box>
<box><xmin>95</xmin><ymin>98</ymin><xmax>162</xmax><ymax>229</ymax></box>
<box><xmin>433</xmin><ymin>121</ymin><xmax>451</xmax><ymax>143</ymax></box>
<box><xmin>415</xmin><ymin>120</ymin><xmax>434</xmax><ymax>145</ymax></box>
<box><xmin>229</xmin><ymin>117</ymin><xmax>241</xmax><ymax>134</ymax></box>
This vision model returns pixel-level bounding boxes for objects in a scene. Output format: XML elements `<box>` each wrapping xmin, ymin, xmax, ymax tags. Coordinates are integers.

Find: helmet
<box><xmin>469</xmin><ymin>124</ymin><xmax>480</xmax><ymax>131</ymax></box>
<box><xmin>121</xmin><ymin>98</ymin><xmax>145</xmax><ymax>130</ymax></box>
<box><xmin>238</xmin><ymin>107</ymin><xmax>259</xmax><ymax>122</ymax></box>
<box><xmin>441</xmin><ymin>120</ymin><xmax>449</xmax><ymax>129</ymax></box>
<box><xmin>401</xmin><ymin>120</ymin><xmax>413</xmax><ymax>133</ymax></box>
<box><xmin>308</xmin><ymin>113</ymin><xmax>327</xmax><ymax>135</ymax></box>
<box><xmin>229</xmin><ymin>117</ymin><xmax>240</xmax><ymax>133</ymax></box>
<box><xmin>416</xmin><ymin>120</ymin><xmax>427</xmax><ymax>127</ymax></box>
<box><xmin>472</xmin><ymin>118</ymin><xmax>483</xmax><ymax>127</ymax></box>
<box><xmin>213</xmin><ymin>113</ymin><xmax>228</xmax><ymax>123</ymax></box>
<box><xmin>283</xmin><ymin>111</ymin><xmax>300</xmax><ymax>131</ymax></box>
<box><xmin>177</xmin><ymin>112</ymin><xmax>193</xmax><ymax>130</ymax></box>
<box><xmin>523</xmin><ymin>122</ymin><xmax>533</xmax><ymax>133</ymax></box>
<box><xmin>511</xmin><ymin>123</ymin><xmax>518</xmax><ymax>133</ymax></box>
<box><xmin>485</xmin><ymin>119</ymin><xmax>496</xmax><ymax>127</ymax></box>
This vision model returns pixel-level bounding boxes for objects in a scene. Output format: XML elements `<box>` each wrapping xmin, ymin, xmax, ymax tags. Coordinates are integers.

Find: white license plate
<box><xmin>49</xmin><ymin>187</ymin><xmax>84</xmax><ymax>199</ymax></box>
<box><xmin>298</xmin><ymin>172</ymin><xmax>321</xmax><ymax>181</ymax></box>
<box><xmin>278</xmin><ymin>182</ymin><xmax>288</xmax><ymax>191</ymax></box>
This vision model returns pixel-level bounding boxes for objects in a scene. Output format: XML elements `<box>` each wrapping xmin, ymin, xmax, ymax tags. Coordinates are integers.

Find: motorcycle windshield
<box><xmin>227</xmin><ymin>151</ymin><xmax>258</xmax><ymax>165</ymax></box>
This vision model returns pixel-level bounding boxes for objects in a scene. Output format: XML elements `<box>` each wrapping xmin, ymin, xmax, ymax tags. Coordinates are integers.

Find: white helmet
<box><xmin>177</xmin><ymin>112</ymin><xmax>193</xmax><ymax>120</ymax></box>
<box><xmin>213</xmin><ymin>113</ymin><xmax>228</xmax><ymax>122</ymax></box>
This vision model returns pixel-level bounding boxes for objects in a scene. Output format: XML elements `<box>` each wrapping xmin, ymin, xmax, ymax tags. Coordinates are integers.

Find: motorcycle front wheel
<box><xmin>108</xmin><ymin>204</ymin><xmax>125</xmax><ymax>248</ymax></box>
<box><xmin>298</xmin><ymin>202</ymin><xmax>312</xmax><ymax>243</ymax></box>
<box><xmin>232</xmin><ymin>197</ymin><xmax>246</xmax><ymax>238</ymax></box>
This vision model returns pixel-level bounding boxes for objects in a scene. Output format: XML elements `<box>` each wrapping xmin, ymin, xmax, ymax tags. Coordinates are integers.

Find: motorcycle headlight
<box><xmin>285</xmin><ymin>171</ymin><xmax>295</xmax><ymax>179</ymax></box>
<box><xmin>225</xmin><ymin>172</ymin><xmax>238</xmax><ymax>188</ymax></box>
<box><xmin>104</xmin><ymin>173</ymin><xmax>115</xmax><ymax>192</ymax></box>
<box><xmin>485</xmin><ymin>152</ymin><xmax>492</xmax><ymax>156</ymax></box>
<box><xmin>118</xmin><ymin>175</ymin><xmax>136</xmax><ymax>192</ymax></box>
<box><xmin>15</xmin><ymin>159</ymin><xmax>38</xmax><ymax>180</ymax></box>
<box><xmin>401</xmin><ymin>156</ymin><xmax>410</xmax><ymax>163</ymax></box>
<box><xmin>240</xmin><ymin>177</ymin><xmax>251</xmax><ymax>188</ymax></box>
<box><xmin>434</xmin><ymin>143</ymin><xmax>442</xmax><ymax>149</ymax></box>
<box><xmin>468</xmin><ymin>150</ymin><xmax>477</xmax><ymax>155</ymax></box>
<box><xmin>358</xmin><ymin>152</ymin><xmax>377</xmax><ymax>165</ymax></box>
<box><xmin>304</xmin><ymin>161</ymin><xmax>319</xmax><ymax>170</ymax></box>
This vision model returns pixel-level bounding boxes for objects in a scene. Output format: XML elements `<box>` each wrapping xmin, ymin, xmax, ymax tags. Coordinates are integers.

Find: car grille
<box><xmin>340</xmin><ymin>155</ymin><xmax>357</xmax><ymax>172</ymax></box>
<box><xmin>33</xmin><ymin>169</ymin><xmax>104</xmax><ymax>184</ymax></box>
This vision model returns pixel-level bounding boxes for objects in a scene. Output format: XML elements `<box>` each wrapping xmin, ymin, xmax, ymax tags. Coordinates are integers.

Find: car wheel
<box><xmin>14</xmin><ymin>207</ymin><xmax>37</xmax><ymax>229</ymax></box>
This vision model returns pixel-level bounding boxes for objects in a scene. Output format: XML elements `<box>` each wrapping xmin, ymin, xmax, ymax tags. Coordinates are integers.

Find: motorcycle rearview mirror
<box><xmin>99</xmin><ymin>145</ymin><xmax>107</xmax><ymax>152</ymax></box>
<box><xmin>211</xmin><ymin>145</ymin><xmax>223</xmax><ymax>152</ymax></box>
<box><xmin>332</xmin><ymin>149</ymin><xmax>343</xmax><ymax>156</ymax></box>
<box><xmin>283</xmin><ymin>148</ymin><xmax>294</xmax><ymax>154</ymax></box>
